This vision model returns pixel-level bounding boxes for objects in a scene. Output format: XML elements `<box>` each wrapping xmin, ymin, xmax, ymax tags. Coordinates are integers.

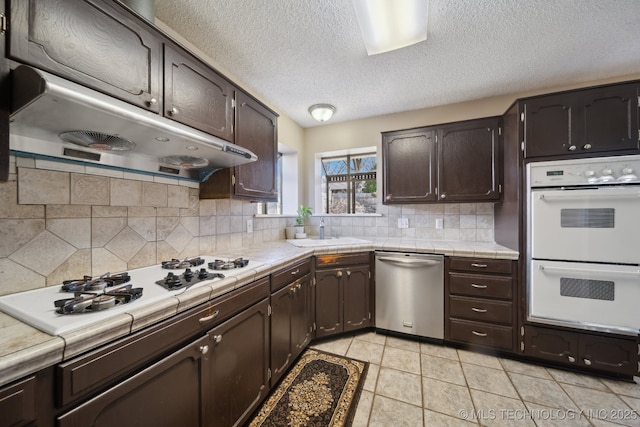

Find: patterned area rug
<box><xmin>248</xmin><ymin>349</ymin><xmax>368</xmax><ymax>427</ymax></box>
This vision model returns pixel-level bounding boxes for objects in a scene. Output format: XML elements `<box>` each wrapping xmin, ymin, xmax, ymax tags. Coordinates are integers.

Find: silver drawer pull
<box><xmin>199</xmin><ymin>345</ymin><xmax>209</xmax><ymax>355</ymax></box>
<box><xmin>471</xmin><ymin>283</ymin><xmax>487</xmax><ymax>289</ymax></box>
<box><xmin>290</xmin><ymin>269</ymin><xmax>300</xmax><ymax>275</ymax></box>
<box><xmin>198</xmin><ymin>310</ymin><xmax>220</xmax><ymax>324</ymax></box>
<box><xmin>214</xmin><ymin>335</ymin><xmax>223</xmax><ymax>343</ymax></box>
<box><xmin>471</xmin><ymin>307</ymin><xmax>487</xmax><ymax>313</ymax></box>
<box><xmin>471</xmin><ymin>263</ymin><xmax>488</xmax><ymax>268</ymax></box>
<box><xmin>472</xmin><ymin>331</ymin><xmax>488</xmax><ymax>337</ymax></box>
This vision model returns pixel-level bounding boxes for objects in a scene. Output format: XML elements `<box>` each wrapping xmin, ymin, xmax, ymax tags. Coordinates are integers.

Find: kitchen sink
<box><xmin>286</xmin><ymin>237</ymin><xmax>372</xmax><ymax>247</ymax></box>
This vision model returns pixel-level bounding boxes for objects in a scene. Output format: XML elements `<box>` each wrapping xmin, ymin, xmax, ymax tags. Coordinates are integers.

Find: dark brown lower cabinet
<box><xmin>0</xmin><ymin>375</ymin><xmax>37</xmax><ymax>427</ymax></box>
<box><xmin>203</xmin><ymin>298</ymin><xmax>270</xmax><ymax>427</ymax></box>
<box><xmin>315</xmin><ymin>253</ymin><xmax>372</xmax><ymax>339</ymax></box>
<box><xmin>58</xmin><ymin>334</ymin><xmax>208</xmax><ymax>427</ymax></box>
<box><xmin>523</xmin><ymin>325</ymin><xmax>638</xmax><ymax>377</ymax></box>
<box><xmin>270</xmin><ymin>273</ymin><xmax>314</xmax><ymax>385</ymax></box>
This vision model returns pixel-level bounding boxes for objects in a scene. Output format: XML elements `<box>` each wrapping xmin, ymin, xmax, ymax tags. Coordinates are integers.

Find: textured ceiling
<box><xmin>154</xmin><ymin>0</ymin><xmax>640</xmax><ymax>128</ymax></box>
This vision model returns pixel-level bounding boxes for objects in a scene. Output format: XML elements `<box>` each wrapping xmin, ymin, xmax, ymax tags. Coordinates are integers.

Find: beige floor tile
<box><xmin>353</xmin><ymin>331</ymin><xmax>387</xmax><ymax>345</ymax></box>
<box><xmin>422</xmin><ymin>376</ymin><xmax>475</xmax><ymax>419</ymax></box>
<box><xmin>458</xmin><ymin>349</ymin><xmax>504</xmax><ymax>370</ymax></box>
<box><xmin>368</xmin><ymin>395</ymin><xmax>423</xmax><ymax>427</ymax></box>
<box><xmin>509</xmin><ymin>372</ymin><xmax>579</xmax><ymax>411</ymax></box>
<box><xmin>499</xmin><ymin>358</ymin><xmax>553</xmax><ymax>380</ymax></box>
<box><xmin>424</xmin><ymin>408</ymin><xmax>479</xmax><ymax>426</ymax></box>
<box><xmin>602</xmin><ymin>378</ymin><xmax>640</xmax><ymax>399</ymax></box>
<box><xmin>385</xmin><ymin>335</ymin><xmax>421</xmax><ymax>352</ymax></box>
<box><xmin>310</xmin><ymin>336</ymin><xmax>352</xmax><ymax>355</ymax></box>
<box><xmin>381</xmin><ymin>346</ymin><xmax>421</xmax><ymax>374</ymax></box>
<box><xmin>375</xmin><ymin>367</ymin><xmax>422</xmax><ymax>406</ymax></box>
<box><xmin>619</xmin><ymin>395</ymin><xmax>640</xmax><ymax>413</ymax></box>
<box><xmin>562</xmin><ymin>384</ymin><xmax>638</xmax><ymax>427</ymax></box>
<box><xmin>523</xmin><ymin>402</ymin><xmax>592</xmax><ymax>427</ymax></box>
<box><xmin>363</xmin><ymin>363</ymin><xmax>379</xmax><ymax>393</ymax></box>
<box><xmin>421</xmin><ymin>342</ymin><xmax>460</xmax><ymax>360</ymax></box>
<box><xmin>351</xmin><ymin>390</ymin><xmax>373</xmax><ymax>427</ymax></box>
<box><xmin>469</xmin><ymin>389</ymin><xmax>535</xmax><ymax>427</ymax></box>
<box><xmin>547</xmin><ymin>368</ymin><xmax>609</xmax><ymax>391</ymax></box>
<box><xmin>421</xmin><ymin>353</ymin><xmax>466</xmax><ymax>386</ymax></box>
<box><xmin>463</xmin><ymin>363</ymin><xmax>519</xmax><ymax>399</ymax></box>
<box><xmin>346</xmin><ymin>339</ymin><xmax>384</xmax><ymax>364</ymax></box>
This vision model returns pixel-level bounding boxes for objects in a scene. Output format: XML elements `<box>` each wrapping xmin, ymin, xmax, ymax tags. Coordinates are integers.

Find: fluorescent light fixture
<box><xmin>352</xmin><ymin>0</ymin><xmax>428</xmax><ymax>55</ymax></box>
<box><xmin>309</xmin><ymin>104</ymin><xmax>336</xmax><ymax>122</ymax></box>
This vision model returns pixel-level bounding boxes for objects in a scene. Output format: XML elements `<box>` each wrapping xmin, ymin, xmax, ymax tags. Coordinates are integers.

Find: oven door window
<box><xmin>560</xmin><ymin>208</ymin><xmax>615</xmax><ymax>228</ymax></box>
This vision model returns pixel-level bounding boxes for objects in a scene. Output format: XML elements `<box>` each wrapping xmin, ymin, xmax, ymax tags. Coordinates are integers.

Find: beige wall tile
<box><xmin>9</xmin><ymin>231</ymin><xmax>76</xmax><ymax>276</ymax></box>
<box><xmin>158</xmin><ymin>207</ymin><xmax>180</xmax><ymax>217</ymax></box>
<box><xmin>91</xmin><ymin>248</ymin><xmax>127</xmax><ymax>275</ymax></box>
<box><xmin>0</xmin><ymin>219</ymin><xmax>46</xmax><ymax>257</ymax></box>
<box><xmin>164</xmin><ymin>223</ymin><xmax>194</xmax><ymax>253</ymax></box>
<box><xmin>128</xmin><ymin>242</ymin><xmax>157</xmax><ymax>269</ymax></box>
<box><xmin>200</xmin><ymin>216</ymin><xmax>216</xmax><ymax>236</ymax></box>
<box><xmin>142</xmin><ymin>182</ymin><xmax>168</xmax><ymax>207</ymax></box>
<box><xmin>18</xmin><ymin>168</ymin><xmax>70</xmax><ymax>205</ymax></box>
<box><xmin>46</xmin><ymin>205</ymin><xmax>91</xmax><ymax>218</ymax></box>
<box><xmin>167</xmin><ymin>185</ymin><xmax>190</xmax><ymax>208</ymax></box>
<box><xmin>199</xmin><ymin>200</ymin><xmax>216</xmax><ymax>216</ymax></box>
<box><xmin>47</xmin><ymin>218</ymin><xmax>91</xmax><ymax>249</ymax></box>
<box><xmin>105</xmin><ymin>227</ymin><xmax>147</xmax><ymax>262</ymax></box>
<box><xmin>110</xmin><ymin>179</ymin><xmax>142</xmax><ymax>206</ymax></box>
<box><xmin>47</xmin><ymin>249</ymin><xmax>92</xmax><ymax>286</ymax></box>
<box><xmin>0</xmin><ymin>258</ymin><xmax>45</xmax><ymax>295</ymax></box>
<box><xmin>0</xmin><ymin>182</ymin><xmax>44</xmax><ymax>218</ymax></box>
<box><xmin>128</xmin><ymin>207</ymin><xmax>156</xmax><ymax>217</ymax></box>
<box><xmin>92</xmin><ymin>206</ymin><xmax>127</xmax><ymax>218</ymax></box>
<box><xmin>92</xmin><ymin>217</ymin><xmax>126</xmax><ymax>247</ymax></box>
<box><xmin>70</xmin><ymin>174</ymin><xmax>109</xmax><ymax>205</ymax></box>
<box><xmin>128</xmin><ymin>217</ymin><xmax>157</xmax><ymax>241</ymax></box>
<box><xmin>157</xmin><ymin>217</ymin><xmax>179</xmax><ymax>240</ymax></box>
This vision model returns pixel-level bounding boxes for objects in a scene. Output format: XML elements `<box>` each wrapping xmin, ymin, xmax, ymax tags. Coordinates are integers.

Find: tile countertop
<box><xmin>0</xmin><ymin>239</ymin><xmax>517</xmax><ymax>387</ymax></box>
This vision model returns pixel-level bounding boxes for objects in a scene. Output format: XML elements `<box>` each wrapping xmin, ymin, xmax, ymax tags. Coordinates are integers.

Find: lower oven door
<box><xmin>529</xmin><ymin>260</ymin><xmax>640</xmax><ymax>335</ymax></box>
<box><xmin>530</xmin><ymin>186</ymin><xmax>640</xmax><ymax>264</ymax></box>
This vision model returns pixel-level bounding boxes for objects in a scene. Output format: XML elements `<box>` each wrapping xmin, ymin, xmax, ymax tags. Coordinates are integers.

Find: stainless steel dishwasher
<box><xmin>375</xmin><ymin>252</ymin><xmax>444</xmax><ymax>340</ymax></box>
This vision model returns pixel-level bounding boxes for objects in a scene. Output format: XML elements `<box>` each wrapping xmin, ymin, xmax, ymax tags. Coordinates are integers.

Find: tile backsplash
<box><xmin>1</xmin><ymin>156</ymin><xmax>494</xmax><ymax>296</ymax></box>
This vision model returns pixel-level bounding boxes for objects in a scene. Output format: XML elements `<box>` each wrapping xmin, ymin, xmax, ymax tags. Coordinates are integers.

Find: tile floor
<box><xmin>310</xmin><ymin>332</ymin><xmax>640</xmax><ymax>427</ymax></box>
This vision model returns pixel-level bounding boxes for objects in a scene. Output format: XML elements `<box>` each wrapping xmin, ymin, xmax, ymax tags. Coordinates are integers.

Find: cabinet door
<box><xmin>292</xmin><ymin>274</ymin><xmax>313</xmax><ymax>355</ymax></box>
<box><xmin>578</xmin><ymin>335</ymin><xmax>637</xmax><ymax>377</ymax></box>
<box><xmin>58</xmin><ymin>335</ymin><xmax>208</xmax><ymax>427</ymax></box>
<box><xmin>581</xmin><ymin>84</ymin><xmax>639</xmax><ymax>154</ymax></box>
<box><xmin>270</xmin><ymin>284</ymin><xmax>294</xmax><ymax>386</ymax></box>
<box><xmin>523</xmin><ymin>325</ymin><xmax>578</xmax><ymax>366</ymax></box>
<box><xmin>315</xmin><ymin>269</ymin><xmax>343</xmax><ymax>338</ymax></box>
<box><xmin>164</xmin><ymin>46</ymin><xmax>234</xmax><ymax>141</ymax></box>
<box><xmin>437</xmin><ymin>117</ymin><xmax>501</xmax><ymax>202</ymax></box>
<box><xmin>204</xmin><ymin>298</ymin><xmax>270</xmax><ymax>427</ymax></box>
<box><xmin>9</xmin><ymin>0</ymin><xmax>161</xmax><ymax>112</ymax></box>
<box><xmin>343</xmin><ymin>265</ymin><xmax>371</xmax><ymax>332</ymax></box>
<box><xmin>233</xmin><ymin>91</ymin><xmax>278</xmax><ymax>201</ymax></box>
<box><xmin>523</xmin><ymin>92</ymin><xmax>581</xmax><ymax>158</ymax></box>
<box><xmin>382</xmin><ymin>128</ymin><xmax>437</xmax><ymax>203</ymax></box>
<box><xmin>0</xmin><ymin>376</ymin><xmax>36</xmax><ymax>427</ymax></box>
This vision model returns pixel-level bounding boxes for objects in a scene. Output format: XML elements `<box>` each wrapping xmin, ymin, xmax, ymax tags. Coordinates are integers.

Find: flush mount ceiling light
<box><xmin>352</xmin><ymin>0</ymin><xmax>429</xmax><ymax>56</ymax></box>
<box><xmin>309</xmin><ymin>104</ymin><xmax>336</xmax><ymax>122</ymax></box>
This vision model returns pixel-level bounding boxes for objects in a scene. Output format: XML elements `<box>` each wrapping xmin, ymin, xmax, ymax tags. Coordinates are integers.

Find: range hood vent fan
<box><xmin>9</xmin><ymin>65</ymin><xmax>258</xmax><ymax>182</ymax></box>
<box><xmin>60</xmin><ymin>130</ymin><xmax>136</xmax><ymax>151</ymax></box>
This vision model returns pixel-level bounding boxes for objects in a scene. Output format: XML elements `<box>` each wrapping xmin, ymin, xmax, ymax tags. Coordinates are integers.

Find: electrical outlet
<box><xmin>435</xmin><ymin>217</ymin><xmax>444</xmax><ymax>229</ymax></box>
<box><xmin>398</xmin><ymin>217</ymin><xmax>409</xmax><ymax>229</ymax></box>
<box><xmin>246</xmin><ymin>219</ymin><xmax>253</xmax><ymax>233</ymax></box>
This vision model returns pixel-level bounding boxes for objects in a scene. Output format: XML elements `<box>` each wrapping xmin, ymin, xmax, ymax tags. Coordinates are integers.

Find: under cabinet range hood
<box><xmin>9</xmin><ymin>65</ymin><xmax>257</xmax><ymax>181</ymax></box>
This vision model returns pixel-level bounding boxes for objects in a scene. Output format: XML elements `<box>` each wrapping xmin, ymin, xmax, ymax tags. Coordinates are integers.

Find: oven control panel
<box><xmin>528</xmin><ymin>155</ymin><xmax>640</xmax><ymax>187</ymax></box>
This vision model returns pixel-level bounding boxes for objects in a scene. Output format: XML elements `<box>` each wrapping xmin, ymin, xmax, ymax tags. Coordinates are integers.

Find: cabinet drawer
<box><xmin>449</xmin><ymin>258</ymin><xmax>513</xmax><ymax>274</ymax></box>
<box><xmin>449</xmin><ymin>296</ymin><xmax>512</xmax><ymax>324</ymax></box>
<box><xmin>271</xmin><ymin>258</ymin><xmax>312</xmax><ymax>292</ymax></box>
<box><xmin>316</xmin><ymin>252</ymin><xmax>370</xmax><ymax>268</ymax></box>
<box><xmin>58</xmin><ymin>277</ymin><xmax>269</xmax><ymax>407</ymax></box>
<box><xmin>449</xmin><ymin>319</ymin><xmax>513</xmax><ymax>351</ymax></box>
<box><xmin>449</xmin><ymin>272</ymin><xmax>513</xmax><ymax>299</ymax></box>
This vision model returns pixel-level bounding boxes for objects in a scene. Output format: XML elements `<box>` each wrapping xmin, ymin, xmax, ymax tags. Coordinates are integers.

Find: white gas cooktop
<box><xmin>0</xmin><ymin>256</ymin><xmax>263</xmax><ymax>336</ymax></box>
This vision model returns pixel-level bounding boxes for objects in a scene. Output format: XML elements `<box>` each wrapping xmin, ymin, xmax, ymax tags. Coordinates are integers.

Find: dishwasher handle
<box><xmin>377</xmin><ymin>256</ymin><xmax>441</xmax><ymax>267</ymax></box>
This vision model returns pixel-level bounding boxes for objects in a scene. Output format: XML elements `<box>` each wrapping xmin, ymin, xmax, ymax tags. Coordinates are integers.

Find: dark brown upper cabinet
<box><xmin>382</xmin><ymin>128</ymin><xmax>437</xmax><ymax>203</ymax></box>
<box><xmin>382</xmin><ymin>116</ymin><xmax>501</xmax><ymax>204</ymax></box>
<box><xmin>163</xmin><ymin>46</ymin><xmax>234</xmax><ymax>141</ymax></box>
<box><xmin>437</xmin><ymin>117</ymin><xmax>501</xmax><ymax>202</ymax></box>
<box><xmin>8</xmin><ymin>0</ymin><xmax>162</xmax><ymax>113</ymax></box>
<box><xmin>200</xmin><ymin>91</ymin><xmax>278</xmax><ymax>201</ymax></box>
<box><xmin>524</xmin><ymin>83</ymin><xmax>639</xmax><ymax>158</ymax></box>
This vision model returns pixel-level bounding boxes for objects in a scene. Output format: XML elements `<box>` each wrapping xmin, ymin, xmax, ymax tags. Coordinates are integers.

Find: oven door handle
<box><xmin>537</xmin><ymin>264</ymin><xmax>640</xmax><ymax>277</ymax></box>
<box><xmin>537</xmin><ymin>191</ymin><xmax>640</xmax><ymax>201</ymax></box>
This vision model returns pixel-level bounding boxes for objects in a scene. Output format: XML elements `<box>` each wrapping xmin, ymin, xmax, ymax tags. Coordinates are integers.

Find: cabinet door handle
<box><xmin>583</xmin><ymin>358</ymin><xmax>592</xmax><ymax>366</ymax></box>
<box><xmin>336</xmin><ymin>271</ymin><xmax>343</xmax><ymax>278</ymax></box>
<box><xmin>199</xmin><ymin>345</ymin><xmax>209</xmax><ymax>355</ymax></box>
<box><xmin>290</xmin><ymin>269</ymin><xmax>300</xmax><ymax>275</ymax></box>
<box><xmin>148</xmin><ymin>97</ymin><xmax>158</xmax><ymax>106</ymax></box>
<box><xmin>346</xmin><ymin>271</ymin><xmax>351</xmax><ymax>277</ymax></box>
<box><xmin>471</xmin><ymin>263</ymin><xmax>488</xmax><ymax>268</ymax></box>
<box><xmin>471</xmin><ymin>307</ymin><xmax>487</xmax><ymax>313</ymax></box>
<box><xmin>568</xmin><ymin>145</ymin><xmax>577</xmax><ymax>151</ymax></box>
<box><xmin>440</xmin><ymin>194</ymin><xmax>446</xmax><ymax>199</ymax></box>
<box><xmin>471</xmin><ymin>331</ymin><xmax>487</xmax><ymax>337</ymax></box>
<box><xmin>213</xmin><ymin>335</ymin><xmax>223</xmax><ymax>343</ymax></box>
<box><xmin>583</xmin><ymin>143</ymin><xmax>592</xmax><ymax>150</ymax></box>
<box><xmin>198</xmin><ymin>310</ymin><xmax>220</xmax><ymax>324</ymax></box>
<box><xmin>296</xmin><ymin>283</ymin><xmax>302</xmax><ymax>290</ymax></box>
<box><xmin>471</xmin><ymin>283</ymin><xmax>487</xmax><ymax>289</ymax></box>
<box><xmin>568</xmin><ymin>355</ymin><xmax>576</xmax><ymax>363</ymax></box>
<box><xmin>170</xmin><ymin>106</ymin><xmax>179</xmax><ymax>115</ymax></box>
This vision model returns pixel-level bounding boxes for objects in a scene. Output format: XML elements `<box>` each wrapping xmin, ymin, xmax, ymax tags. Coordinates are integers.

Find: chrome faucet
<box><xmin>319</xmin><ymin>217</ymin><xmax>325</xmax><ymax>239</ymax></box>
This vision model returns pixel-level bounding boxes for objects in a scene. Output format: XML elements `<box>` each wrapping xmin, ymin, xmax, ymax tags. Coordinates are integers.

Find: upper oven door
<box><xmin>530</xmin><ymin>186</ymin><xmax>640</xmax><ymax>264</ymax></box>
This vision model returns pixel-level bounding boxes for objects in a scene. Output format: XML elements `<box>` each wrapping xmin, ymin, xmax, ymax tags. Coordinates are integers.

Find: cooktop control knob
<box><xmin>584</xmin><ymin>170</ymin><xmax>595</xmax><ymax>177</ymax></box>
<box><xmin>601</xmin><ymin>168</ymin><xmax>613</xmax><ymax>176</ymax></box>
<box><xmin>618</xmin><ymin>167</ymin><xmax>638</xmax><ymax>182</ymax></box>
